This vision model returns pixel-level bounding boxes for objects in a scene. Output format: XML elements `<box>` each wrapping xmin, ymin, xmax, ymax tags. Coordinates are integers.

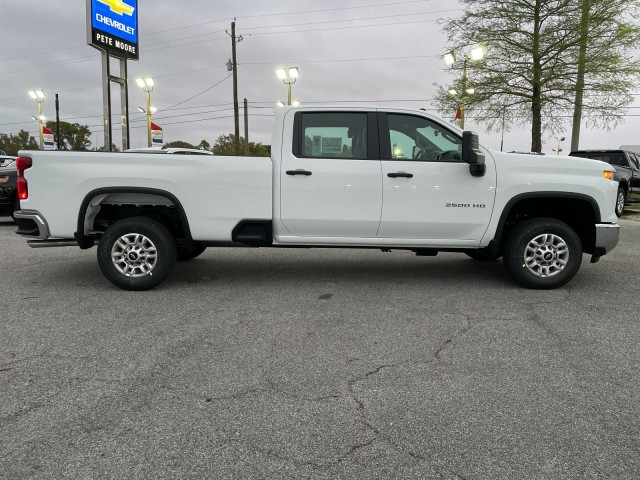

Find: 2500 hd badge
<box><xmin>446</xmin><ymin>203</ymin><xmax>486</xmax><ymax>208</ymax></box>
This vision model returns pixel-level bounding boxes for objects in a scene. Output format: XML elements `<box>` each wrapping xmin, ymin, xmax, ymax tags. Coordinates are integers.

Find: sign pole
<box><xmin>101</xmin><ymin>51</ymin><xmax>113</xmax><ymax>151</ymax></box>
<box><xmin>120</xmin><ymin>58</ymin><xmax>130</xmax><ymax>151</ymax></box>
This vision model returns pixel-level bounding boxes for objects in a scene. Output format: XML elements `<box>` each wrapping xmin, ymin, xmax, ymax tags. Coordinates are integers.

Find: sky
<box><xmin>1</xmin><ymin>0</ymin><xmax>639</xmax><ymax>153</ymax></box>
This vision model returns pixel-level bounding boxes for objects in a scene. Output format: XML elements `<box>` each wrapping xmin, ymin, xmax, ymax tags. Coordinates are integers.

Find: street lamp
<box><xmin>28</xmin><ymin>90</ymin><xmax>46</xmax><ymax>149</ymax></box>
<box><xmin>276</xmin><ymin>67</ymin><xmax>299</xmax><ymax>106</ymax></box>
<box><xmin>443</xmin><ymin>45</ymin><xmax>485</xmax><ymax>129</ymax></box>
<box><xmin>136</xmin><ymin>77</ymin><xmax>155</xmax><ymax>147</ymax></box>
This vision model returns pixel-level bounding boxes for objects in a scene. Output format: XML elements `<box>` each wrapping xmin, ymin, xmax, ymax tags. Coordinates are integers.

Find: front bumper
<box><xmin>594</xmin><ymin>223</ymin><xmax>620</xmax><ymax>257</ymax></box>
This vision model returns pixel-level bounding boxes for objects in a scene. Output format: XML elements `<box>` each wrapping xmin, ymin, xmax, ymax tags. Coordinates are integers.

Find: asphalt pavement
<box><xmin>1</xmin><ymin>214</ymin><xmax>639</xmax><ymax>479</ymax></box>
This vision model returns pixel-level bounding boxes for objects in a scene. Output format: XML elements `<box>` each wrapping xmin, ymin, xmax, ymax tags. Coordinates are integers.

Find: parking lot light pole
<box><xmin>136</xmin><ymin>78</ymin><xmax>155</xmax><ymax>147</ymax></box>
<box><xmin>28</xmin><ymin>90</ymin><xmax>46</xmax><ymax>149</ymax></box>
<box><xmin>444</xmin><ymin>46</ymin><xmax>485</xmax><ymax>129</ymax></box>
<box><xmin>276</xmin><ymin>67</ymin><xmax>299</xmax><ymax>106</ymax></box>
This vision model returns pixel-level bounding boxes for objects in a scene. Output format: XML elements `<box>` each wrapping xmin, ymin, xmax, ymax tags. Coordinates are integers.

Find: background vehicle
<box><xmin>15</xmin><ymin>107</ymin><xmax>620</xmax><ymax>291</ymax></box>
<box><xmin>0</xmin><ymin>156</ymin><xmax>18</xmax><ymax>221</ymax></box>
<box><xmin>569</xmin><ymin>149</ymin><xmax>640</xmax><ymax>216</ymax></box>
<box><xmin>125</xmin><ymin>147</ymin><xmax>214</xmax><ymax>155</ymax></box>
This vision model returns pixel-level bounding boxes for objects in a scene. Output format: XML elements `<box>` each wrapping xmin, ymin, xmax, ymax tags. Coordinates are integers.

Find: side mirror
<box><xmin>462</xmin><ymin>131</ymin><xmax>486</xmax><ymax>177</ymax></box>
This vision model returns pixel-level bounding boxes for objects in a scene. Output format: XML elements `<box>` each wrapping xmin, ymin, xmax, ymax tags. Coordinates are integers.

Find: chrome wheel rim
<box><xmin>524</xmin><ymin>233</ymin><xmax>569</xmax><ymax>278</ymax></box>
<box><xmin>111</xmin><ymin>233</ymin><xmax>158</xmax><ymax>277</ymax></box>
<box><xmin>616</xmin><ymin>191</ymin><xmax>625</xmax><ymax>215</ymax></box>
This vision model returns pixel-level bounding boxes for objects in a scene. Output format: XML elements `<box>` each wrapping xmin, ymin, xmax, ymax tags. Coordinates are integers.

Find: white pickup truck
<box><xmin>15</xmin><ymin>106</ymin><xmax>620</xmax><ymax>290</ymax></box>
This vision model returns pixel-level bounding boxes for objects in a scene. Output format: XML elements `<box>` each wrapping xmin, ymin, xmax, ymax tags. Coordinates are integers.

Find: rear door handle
<box><xmin>387</xmin><ymin>172</ymin><xmax>413</xmax><ymax>178</ymax></box>
<box><xmin>286</xmin><ymin>169</ymin><xmax>312</xmax><ymax>176</ymax></box>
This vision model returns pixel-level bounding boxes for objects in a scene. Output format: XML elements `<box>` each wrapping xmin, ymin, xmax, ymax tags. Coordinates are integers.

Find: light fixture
<box><xmin>276</xmin><ymin>101</ymin><xmax>285</xmax><ymax>107</ymax></box>
<box><xmin>470</xmin><ymin>46</ymin><xmax>485</xmax><ymax>61</ymax></box>
<box><xmin>288</xmin><ymin>67</ymin><xmax>299</xmax><ymax>79</ymax></box>
<box><xmin>444</xmin><ymin>52</ymin><xmax>455</xmax><ymax>67</ymax></box>
<box><xmin>28</xmin><ymin>90</ymin><xmax>45</xmax><ymax>100</ymax></box>
<box><xmin>291</xmin><ymin>100</ymin><xmax>300</xmax><ymax>107</ymax></box>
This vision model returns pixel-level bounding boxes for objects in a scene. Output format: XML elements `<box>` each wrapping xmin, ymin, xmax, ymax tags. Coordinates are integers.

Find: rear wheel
<box><xmin>503</xmin><ymin>217</ymin><xmax>582</xmax><ymax>289</ymax></box>
<box><xmin>615</xmin><ymin>188</ymin><xmax>626</xmax><ymax>217</ymax></box>
<box><xmin>97</xmin><ymin>217</ymin><xmax>177</xmax><ymax>291</ymax></box>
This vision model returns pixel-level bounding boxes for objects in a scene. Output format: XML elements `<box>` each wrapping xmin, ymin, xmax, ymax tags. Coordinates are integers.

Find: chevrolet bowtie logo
<box><xmin>97</xmin><ymin>0</ymin><xmax>135</xmax><ymax>16</ymax></box>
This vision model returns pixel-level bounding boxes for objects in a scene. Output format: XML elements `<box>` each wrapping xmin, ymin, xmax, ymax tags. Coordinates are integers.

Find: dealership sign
<box><xmin>42</xmin><ymin>126</ymin><xmax>55</xmax><ymax>151</ymax></box>
<box><xmin>151</xmin><ymin>123</ymin><xmax>163</xmax><ymax>147</ymax></box>
<box><xmin>86</xmin><ymin>0</ymin><xmax>138</xmax><ymax>60</ymax></box>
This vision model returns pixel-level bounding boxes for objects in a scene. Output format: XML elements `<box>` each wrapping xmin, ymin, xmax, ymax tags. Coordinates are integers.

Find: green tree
<box><xmin>0</xmin><ymin>130</ymin><xmax>39</xmax><ymax>156</ymax></box>
<box><xmin>433</xmin><ymin>0</ymin><xmax>640</xmax><ymax>152</ymax></box>
<box><xmin>163</xmin><ymin>140</ymin><xmax>199</xmax><ymax>149</ymax></box>
<box><xmin>197</xmin><ymin>139</ymin><xmax>211</xmax><ymax>151</ymax></box>
<box><xmin>213</xmin><ymin>134</ymin><xmax>270</xmax><ymax>156</ymax></box>
<box><xmin>45</xmin><ymin>121</ymin><xmax>92</xmax><ymax>151</ymax></box>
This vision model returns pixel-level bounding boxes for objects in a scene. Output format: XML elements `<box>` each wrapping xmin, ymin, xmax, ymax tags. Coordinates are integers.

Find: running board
<box><xmin>27</xmin><ymin>239</ymin><xmax>78</xmax><ymax>248</ymax></box>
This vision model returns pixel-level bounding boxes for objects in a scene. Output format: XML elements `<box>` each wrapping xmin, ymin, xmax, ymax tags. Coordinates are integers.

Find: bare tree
<box><xmin>433</xmin><ymin>0</ymin><xmax>640</xmax><ymax>153</ymax></box>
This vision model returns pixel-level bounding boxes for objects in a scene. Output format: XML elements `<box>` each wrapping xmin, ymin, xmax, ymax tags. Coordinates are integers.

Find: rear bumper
<box><xmin>594</xmin><ymin>223</ymin><xmax>620</xmax><ymax>257</ymax></box>
<box><xmin>14</xmin><ymin>210</ymin><xmax>50</xmax><ymax>239</ymax></box>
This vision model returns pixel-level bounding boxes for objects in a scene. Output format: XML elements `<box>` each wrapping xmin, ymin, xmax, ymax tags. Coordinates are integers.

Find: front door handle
<box><xmin>286</xmin><ymin>169</ymin><xmax>312</xmax><ymax>176</ymax></box>
<box><xmin>387</xmin><ymin>172</ymin><xmax>413</xmax><ymax>178</ymax></box>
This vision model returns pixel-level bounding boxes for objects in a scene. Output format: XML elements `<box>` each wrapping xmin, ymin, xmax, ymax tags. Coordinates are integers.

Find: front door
<box><xmin>377</xmin><ymin>113</ymin><xmax>496</xmax><ymax>243</ymax></box>
<box><xmin>280</xmin><ymin>111</ymin><xmax>382</xmax><ymax>238</ymax></box>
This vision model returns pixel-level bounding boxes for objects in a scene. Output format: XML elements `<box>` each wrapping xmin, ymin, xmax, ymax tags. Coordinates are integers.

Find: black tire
<box><xmin>97</xmin><ymin>216</ymin><xmax>177</xmax><ymax>291</ymax></box>
<box><xmin>177</xmin><ymin>241</ymin><xmax>207</xmax><ymax>261</ymax></box>
<box><xmin>465</xmin><ymin>250</ymin><xmax>500</xmax><ymax>261</ymax></box>
<box><xmin>503</xmin><ymin>217</ymin><xmax>582</xmax><ymax>289</ymax></box>
<box><xmin>615</xmin><ymin>187</ymin><xmax>626</xmax><ymax>217</ymax></box>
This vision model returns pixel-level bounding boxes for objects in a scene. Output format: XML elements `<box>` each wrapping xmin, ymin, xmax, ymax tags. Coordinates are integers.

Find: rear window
<box><xmin>571</xmin><ymin>151</ymin><xmax>626</xmax><ymax>166</ymax></box>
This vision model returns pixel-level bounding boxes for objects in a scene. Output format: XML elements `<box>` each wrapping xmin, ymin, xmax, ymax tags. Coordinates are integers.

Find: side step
<box><xmin>27</xmin><ymin>239</ymin><xmax>78</xmax><ymax>248</ymax></box>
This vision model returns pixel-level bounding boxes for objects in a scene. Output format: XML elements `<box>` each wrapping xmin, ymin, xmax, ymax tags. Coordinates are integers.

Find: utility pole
<box><xmin>231</xmin><ymin>21</ymin><xmax>240</xmax><ymax>156</ymax></box>
<box><xmin>55</xmin><ymin>94</ymin><xmax>61</xmax><ymax>150</ymax></box>
<box><xmin>244</xmin><ymin>98</ymin><xmax>249</xmax><ymax>156</ymax></box>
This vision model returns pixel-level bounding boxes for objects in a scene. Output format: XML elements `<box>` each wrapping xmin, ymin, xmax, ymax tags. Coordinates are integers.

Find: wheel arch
<box><xmin>74</xmin><ymin>187</ymin><xmax>193</xmax><ymax>249</ymax></box>
<box><xmin>491</xmin><ymin>192</ymin><xmax>601</xmax><ymax>255</ymax></box>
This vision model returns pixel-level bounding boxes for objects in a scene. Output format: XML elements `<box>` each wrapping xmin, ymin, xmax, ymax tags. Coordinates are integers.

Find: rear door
<box><xmin>279</xmin><ymin>111</ymin><xmax>382</xmax><ymax>238</ymax></box>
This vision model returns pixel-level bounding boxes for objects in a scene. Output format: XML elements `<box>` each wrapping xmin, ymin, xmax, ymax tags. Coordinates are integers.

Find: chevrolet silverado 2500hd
<box><xmin>15</xmin><ymin>106</ymin><xmax>620</xmax><ymax>290</ymax></box>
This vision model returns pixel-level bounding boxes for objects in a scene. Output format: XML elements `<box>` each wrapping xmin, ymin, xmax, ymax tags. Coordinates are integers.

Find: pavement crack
<box><xmin>204</xmin><ymin>387</ymin><xmax>260</xmax><ymax>403</ymax></box>
<box><xmin>434</xmin><ymin>317</ymin><xmax>474</xmax><ymax>360</ymax></box>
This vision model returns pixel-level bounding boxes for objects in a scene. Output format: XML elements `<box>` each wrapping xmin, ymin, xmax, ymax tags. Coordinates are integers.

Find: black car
<box><xmin>0</xmin><ymin>156</ymin><xmax>18</xmax><ymax>221</ymax></box>
<box><xmin>569</xmin><ymin>149</ymin><xmax>640</xmax><ymax>217</ymax></box>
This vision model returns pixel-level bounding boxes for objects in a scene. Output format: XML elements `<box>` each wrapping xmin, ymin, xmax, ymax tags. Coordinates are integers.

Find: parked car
<box><xmin>125</xmin><ymin>147</ymin><xmax>214</xmax><ymax>155</ymax></box>
<box><xmin>0</xmin><ymin>156</ymin><xmax>18</xmax><ymax>221</ymax></box>
<box><xmin>569</xmin><ymin>149</ymin><xmax>640</xmax><ymax>216</ymax></box>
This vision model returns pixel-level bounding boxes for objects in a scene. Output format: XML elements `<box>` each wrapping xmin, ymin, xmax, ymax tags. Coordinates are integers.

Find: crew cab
<box><xmin>569</xmin><ymin>149</ymin><xmax>640</xmax><ymax>216</ymax></box>
<box><xmin>15</xmin><ymin>106</ymin><xmax>620</xmax><ymax>290</ymax></box>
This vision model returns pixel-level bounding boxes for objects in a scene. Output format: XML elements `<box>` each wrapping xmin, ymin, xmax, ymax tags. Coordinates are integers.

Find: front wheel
<box><xmin>503</xmin><ymin>217</ymin><xmax>582</xmax><ymax>289</ymax></box>
<box><xmin>97</xmin><ymin>217</ymin><xmax>177</xmax><ymax>291</ymax></box>
<box><xmin>615</xmin><ymin>188</ymin><xmax>626</xmax><ymax>217</ymax></box>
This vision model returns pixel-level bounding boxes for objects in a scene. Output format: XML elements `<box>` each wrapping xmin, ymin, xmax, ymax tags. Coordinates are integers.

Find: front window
<box><xmin>386</xmin><ymin>114</ymin><xmax>462</xmax><ymax>162</ymax></box>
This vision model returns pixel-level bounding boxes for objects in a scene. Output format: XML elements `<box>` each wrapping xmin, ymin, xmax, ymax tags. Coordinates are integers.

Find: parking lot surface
<box><xmin>1</xmin><ymin>214</ymin><xmax>639</xmax><ymax>479</ymax></box>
